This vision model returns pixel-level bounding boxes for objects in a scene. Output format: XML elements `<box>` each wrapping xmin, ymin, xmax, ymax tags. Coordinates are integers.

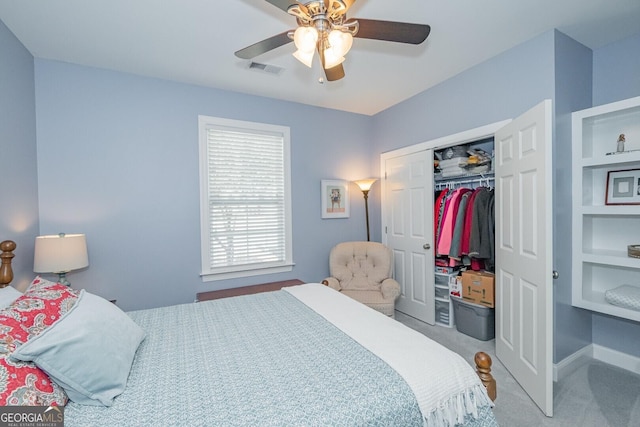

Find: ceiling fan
<box><xmin>235</xmin><ymin>0</ymin><xmax>431</xmax><ymax>81</ymax></box>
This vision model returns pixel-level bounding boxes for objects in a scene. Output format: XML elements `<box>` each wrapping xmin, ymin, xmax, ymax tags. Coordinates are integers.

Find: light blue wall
<box><xmin>593</xmin><ymin>32</ymin><xmax>640</xmax><ymax>105</ymax></box>
<box><xmin>372</xmin><ymin>30</ymin><xmax>556</xmax><ymax>153</ymax></box>
<box><xmin>552</xmin><ymin>31</ymin><xmax>594</xmax><ymax>361</ymax></box>
<box><xmin>0</xmin><ymin>19</ymin><xmax>39</xmax><ymax>290</ymax></box>
<box><xmin>590</xmin><ymin>32</ymin><xmax>640</xmax><ymax>358</ymax></box>
<box><xmin>34</xmin><ymin>60</ymin><xmax>374</xmax><ymax>311</ymax></box>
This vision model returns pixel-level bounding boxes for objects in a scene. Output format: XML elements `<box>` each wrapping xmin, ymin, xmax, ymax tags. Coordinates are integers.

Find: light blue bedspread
<box><xmin>64</xmin><ymin>290</ymin><xmax>497</xmax><ymax>426</ymax></box>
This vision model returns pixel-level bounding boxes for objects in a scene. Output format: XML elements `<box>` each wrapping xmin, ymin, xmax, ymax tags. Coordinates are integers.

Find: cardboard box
<box><xmin>461</xmin><ymin>271</ymin><xmax>495</xmax><ymax>308</ymax></box>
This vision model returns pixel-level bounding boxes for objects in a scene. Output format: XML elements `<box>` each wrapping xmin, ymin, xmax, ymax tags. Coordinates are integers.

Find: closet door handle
<box><xmin>423</xmin><ymin>243</ymin><xmax>431</xmax><ymax>250</ymax></box>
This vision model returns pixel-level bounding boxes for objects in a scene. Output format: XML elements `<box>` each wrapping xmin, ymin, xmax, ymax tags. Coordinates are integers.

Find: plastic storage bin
<box><xmin>451</xmin><ymin>297</ymin><xmax>495</xmax><ymax>341</ymax></box>
<box><xmin>435</xmin><ymin>286</ymin><xmax>450</xmax><ymax>300</ymax></box>
<box><xmin>435</xmin><ymin>300</ymin><xmax>453</xmax><ymax>326</ymax></box>
<box><xmin>434</xmin><ymin>271</ymin><xmax>457</xmax><ymax>327</ymax></box>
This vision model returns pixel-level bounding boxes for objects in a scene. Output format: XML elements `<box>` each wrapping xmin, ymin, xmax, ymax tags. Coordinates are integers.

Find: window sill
<box><xmin>200</xmin><ymin>263</ymin><xmax>295</xmax><ymax>282</ymax></box>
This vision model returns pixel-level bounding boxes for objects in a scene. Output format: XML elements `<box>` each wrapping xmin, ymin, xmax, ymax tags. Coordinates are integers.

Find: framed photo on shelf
<box><xmin>605</xmin><ymin>169</ymin><xmax>640</xmax><ymax>205</ymax></box>
<box><xmin>321</xmin><ymin>180</ymin><xmax>350</xmax><ymax>218</ymax></box>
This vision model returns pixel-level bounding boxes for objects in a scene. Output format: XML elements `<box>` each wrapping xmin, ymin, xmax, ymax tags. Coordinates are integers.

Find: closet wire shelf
<box><xmin>434</xmin><ymin>172</ymin><xmax>495</xmax><ymax>190</ymax></box>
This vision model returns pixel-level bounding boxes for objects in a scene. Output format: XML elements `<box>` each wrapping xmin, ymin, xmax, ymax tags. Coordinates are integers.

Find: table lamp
<box><xmin>34</xmin><ymin>233</ymin><xmax>88</xmax><ymax>286</ymax></box>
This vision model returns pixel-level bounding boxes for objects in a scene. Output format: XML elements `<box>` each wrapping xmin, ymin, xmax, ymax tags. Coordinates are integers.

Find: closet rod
<box><xmin>434</xmin><ymin>173</ymin><xmax>495</xmax><ymax>189</ymax></box>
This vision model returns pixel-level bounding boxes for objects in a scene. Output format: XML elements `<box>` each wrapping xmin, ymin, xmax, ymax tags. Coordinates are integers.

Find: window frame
<box><xmin>198</xmin><ymin>115</ymin><xmax>293</xmax><ymax>282</ymax></box>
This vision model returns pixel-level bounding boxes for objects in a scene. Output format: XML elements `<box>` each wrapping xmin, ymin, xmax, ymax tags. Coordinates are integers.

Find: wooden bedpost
<box><xmin>475</xmin><ymin>351</ymin><xmax>497</xmax><ymax>401</ymax></box>
<box><xmin>0</xmin><ymin>240</ymin><xmax>16</xmax><ymax>288</ymax></box>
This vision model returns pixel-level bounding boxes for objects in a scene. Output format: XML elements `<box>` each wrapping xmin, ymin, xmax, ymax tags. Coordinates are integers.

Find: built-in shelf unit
<box><xmin>572</xmin><ymin>95</ymin><xmax>640</xmax><ymax>322</ymax></box>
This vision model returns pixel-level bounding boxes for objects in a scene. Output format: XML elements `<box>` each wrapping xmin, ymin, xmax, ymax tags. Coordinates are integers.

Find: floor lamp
<box><xmin>354</xmin><ymin>179</ymin><xmax>377</xmax><ymax>241</ymax></box>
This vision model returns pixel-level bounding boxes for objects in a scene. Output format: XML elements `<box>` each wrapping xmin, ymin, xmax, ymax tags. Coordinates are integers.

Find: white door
<box><xmin>383</xmin><ymin>150</ymin><xmax>434</xmax><ymax>324</ymax></box>
<box><xmin>495</xmin><ymin>100</ymin><xmax>553</xmax><ymax>416</ymax></box>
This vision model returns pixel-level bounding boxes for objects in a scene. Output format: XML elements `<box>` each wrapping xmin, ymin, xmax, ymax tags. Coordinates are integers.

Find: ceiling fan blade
<box><xmin>324</xmin><ymin>63</ymin><xmax>345</xmax><ymax>81</ymax></box>
<box><xmin>354</xmin><ymin>18</ymin><xmax>431</xmax><ymax>44</ymax></box>
<box><xmin>234</xmin><ymin>31</ymin><xmax>293</xmax><ymax>59</ymax></box>
<box><xmin>327</xmin><ymin>0</ymin><xmax>356</xmax><ymax>15</ymax></box>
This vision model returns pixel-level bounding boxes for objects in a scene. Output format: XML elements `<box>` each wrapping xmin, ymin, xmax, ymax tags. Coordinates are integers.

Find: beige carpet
<box><xmin>395</xmin><ymin>311</ymin><xmax>640</xmax><ymax>427</ymax></box>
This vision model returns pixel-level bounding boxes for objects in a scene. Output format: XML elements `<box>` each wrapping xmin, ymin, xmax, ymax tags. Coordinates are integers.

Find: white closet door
<box><xmin>495</xmin><ymin>99</ymin><xmax>554</xmax><ymax>416</ymax></box>
<box><xmin>384</xmin><ymin>150</ymin><xmax>434</xmax><ymax>324</ymax></box>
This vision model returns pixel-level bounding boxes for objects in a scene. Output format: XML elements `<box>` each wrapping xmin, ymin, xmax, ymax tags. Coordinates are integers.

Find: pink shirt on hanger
<box><xmin>437</xmin><ymin>188</ymin><xmax>465</xmax><ymax>256</ymax></box>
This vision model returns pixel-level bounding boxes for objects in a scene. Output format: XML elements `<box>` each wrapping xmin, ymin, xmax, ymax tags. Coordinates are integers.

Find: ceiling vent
<box><xmin>246</xmin><ymin>61</ymin><xmax>284</xmax><ymax>76</ymax></box>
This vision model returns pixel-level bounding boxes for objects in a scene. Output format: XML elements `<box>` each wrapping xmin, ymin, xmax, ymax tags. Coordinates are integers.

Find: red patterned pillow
<box><xmin>26</xmin><ymin>276</ymin><xmax>67</xmax><ymax>294</ymax></box>
<box><xmin>0</xmin><ymin>278</ymin><xmax>79</xmax><ymax>405</ymax></box>
<box><xmin>9</xmin><ymin>281</ymin><xmax>80</xmax><ymax>343</ymax></box>
<box><xmin>0</xmin><ymin>342</ymin><xmax>68</xmax><ymax>406</ymax></box>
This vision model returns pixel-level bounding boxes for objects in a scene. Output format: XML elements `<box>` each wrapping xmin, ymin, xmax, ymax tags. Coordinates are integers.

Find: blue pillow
<box><xmin>10</xmin><ymin>290</ymin><xmax>145</xmax><ymax>406</ymax></box>
<box><xmin>0</xmin><ymin>285</ymin><xmax>22</xmax><ymax>308</ymax></box>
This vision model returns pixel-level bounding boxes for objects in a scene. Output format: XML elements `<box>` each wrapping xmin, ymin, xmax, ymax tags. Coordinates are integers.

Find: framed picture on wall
<box><xmin>605</xmin><ymin>169</ymin><xmax>640</xmax><ymax>205</ymax></box>
<box><xmin>321</xmin><ymin>180</ymin><xmax>350</xmax><ymax>218</ymax></box>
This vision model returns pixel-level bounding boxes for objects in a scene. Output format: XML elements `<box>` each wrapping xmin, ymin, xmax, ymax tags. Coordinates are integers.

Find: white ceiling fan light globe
<box><xmin>293</xmin><ymin>26</ymin><xmax>318</xmax><ymax>52</ymax></box>
<box><xmin>328</xmin><ymin>29</ymin><xmax>353</xmax><ymax>57</ymax></box>
<box><xmin>323</xmin><ymin>47</ymin><xmax>345</xmax><ymax>69</ymax></box>
<box><xmin>293</xmin><ymin>49</ymin><xmax>315</xmax><ymax>67</ymax></box>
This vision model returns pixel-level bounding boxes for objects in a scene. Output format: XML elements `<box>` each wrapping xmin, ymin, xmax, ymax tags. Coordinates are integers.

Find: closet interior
<box><xmin>433</xmin><ymin>137</ymin><xmax>496</xmax><ymax>339</ymax></box>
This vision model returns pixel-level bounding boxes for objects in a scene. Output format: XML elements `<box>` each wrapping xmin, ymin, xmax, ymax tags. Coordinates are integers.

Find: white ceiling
<box><xmin>1</xmin><ymin>0</ymin><xmax>639</xmax><ymax>115</ymax></box>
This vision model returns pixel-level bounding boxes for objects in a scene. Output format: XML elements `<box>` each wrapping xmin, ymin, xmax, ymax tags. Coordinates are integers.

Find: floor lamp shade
<box><xmin>34</xmin><ymin>233</ymin><xmax>88</xmax><ymax>275</ymax></box>
<box><xmin>354</xmin><ymin>179</ymin><xmax>377</xmax><ymax>193</ymax></box>
<box><xmin>354</xmin><ymin>179</ymin><xmax>378</xmax><ymax>241</ymax></box>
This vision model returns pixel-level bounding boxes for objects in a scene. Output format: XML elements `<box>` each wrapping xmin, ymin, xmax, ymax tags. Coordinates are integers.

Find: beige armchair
<box><xmin>322</xmin><ymin>241</ymin><xmax>401</xmax><ymax>317</ymax></box>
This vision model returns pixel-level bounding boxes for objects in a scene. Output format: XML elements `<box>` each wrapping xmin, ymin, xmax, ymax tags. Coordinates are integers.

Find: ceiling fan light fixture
<box><xmin>293</xmin><ymin>49</ymin><xmax>315</xmax><ymax>67</ymax></box>
<box><xmin>328</xmin><ymin>29</ymin><xmax>353</xmax><ymax>57</ymax></box>
<box><xmin>323</xmin><ymin>48</ymin><xmax>345</xmax><ymax>69</ymax></box>
<box><xmin>293</xmin><ymin>26</ymin><xmax>318</xmax><ymax>52</ymax></box>
<box><xmin>235</xmin><ymin>0</ymin><xmax>431</xmax><ymax>81</ymax></box>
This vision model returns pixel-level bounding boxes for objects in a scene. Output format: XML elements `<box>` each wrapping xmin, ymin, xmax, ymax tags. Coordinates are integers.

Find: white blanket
<box><xmin>285</xmin><ymin>283</ymin><xmax>494</xmax><ymax>426</ymax></box>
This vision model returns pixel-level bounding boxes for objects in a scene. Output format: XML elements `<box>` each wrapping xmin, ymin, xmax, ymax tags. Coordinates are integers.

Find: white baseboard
<box><xmin>553</xmin><ymin>344</ymin><xmax>593</xmax><ymax>382</ymax></box>
<box><xmin>592</xmin><ymin>344</ymin><xmax>640</xmax><ymax>376</ymax></box>
<box><xmin>553</xmin><ymin>344</ymin><xmax>640</xmax><ymax>382</ymax></box>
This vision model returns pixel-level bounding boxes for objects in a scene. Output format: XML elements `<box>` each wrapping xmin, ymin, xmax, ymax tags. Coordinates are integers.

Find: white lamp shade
<box><xmin>354</xmin><ymin>178</ymin><xmax>378</xmax><ymax>192</ymax></box>
<box><xmin>293</xmin><ymin>49</ymin><xmax>315</xmax><ymax>68</ymax></box>
<box><xmin>328</xmin><ymin>29</ymin><xmax>353</xmax><ymax>57</ymax></box>
<box><xmin>34</xmin><ymin>234</ymin><xmax>89</xmax><ymax>273</ymax></box>
<box><xmin>323</xmin><ymin>47</ymin><xmax>345</xmax><ymax>69</ymax></box>
<box><xmin>293</xmin><ymin>26</ymin><xmax>318</xmax><ymax>52</ymax></box>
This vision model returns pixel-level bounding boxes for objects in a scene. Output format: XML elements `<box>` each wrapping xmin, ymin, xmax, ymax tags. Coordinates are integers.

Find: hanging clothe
<box><xmin>460</xmin><ymin>187</ymin><xmax>482</xmax><ymax>256</ymax></box>
<box><xmin>448</xmin><ymin>190</ymin><xmax>472</xmax><ymax>264</ymax></box>
<box><xmin>468</xmin><ymin>187</ymin><xmax>495</xmax><ymax>271</ymax></box>
<box><xmin>433</xmin><ymin>177</ymin><xmax>495</xmax><ymax>272</ymax></box>
<box><xmin>434</xmin><ymin>188</ymin><xmax>449</xmax><ymax>248</ymax></box>
<box><xmin>437</xmin><ymin>188</ymin><xmax>469</xmax><ymax>256</ymax></box>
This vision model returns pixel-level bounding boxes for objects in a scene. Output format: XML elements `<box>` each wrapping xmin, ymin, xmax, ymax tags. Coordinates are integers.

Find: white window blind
<box><xmin>198</xmin><ymin>116</ymin><xmax>293</xmax><ymax>281</ymax></box>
